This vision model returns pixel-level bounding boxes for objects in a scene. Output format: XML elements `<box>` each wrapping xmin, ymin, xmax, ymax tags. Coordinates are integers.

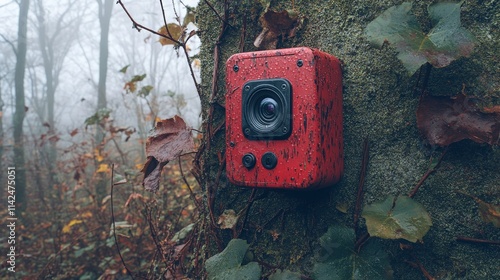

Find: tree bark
<box><xmin>197</xmin><ymin>0</ymin><xmax>500</xmax><ymax>279</ymax></box>
<box><xmin>13</xmin><ymin>0</ymin><xmax>30</xmax><ymax>211</ymax></box>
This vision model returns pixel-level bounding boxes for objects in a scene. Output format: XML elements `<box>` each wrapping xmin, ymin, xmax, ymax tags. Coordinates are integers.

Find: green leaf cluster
<box><xmin>365</xmin><ymin>1</ymin><xmax>477</xmax><ymax>75</ymax></box>
<box><xmin>84</xmin><ymin>108</ymin><xmax>112</xmax><ymax>127</ymax></box>
<box><xmin>313</xmin><ymin>225</ymin><xmax>393</xmax><ymax>280</ymax></box>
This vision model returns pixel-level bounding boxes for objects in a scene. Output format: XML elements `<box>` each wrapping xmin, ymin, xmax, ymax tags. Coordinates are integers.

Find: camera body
<box><xmin>225</xmin><ymin>47</ymin><xmax>343</xmax><ymax>189</ymax></box>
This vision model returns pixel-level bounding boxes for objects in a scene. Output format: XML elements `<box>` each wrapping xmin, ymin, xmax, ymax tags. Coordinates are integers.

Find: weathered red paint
<box><xmin>225</xmin><ymin>47</ymin><xmax>343</xmax><ymax>189</ymax></box>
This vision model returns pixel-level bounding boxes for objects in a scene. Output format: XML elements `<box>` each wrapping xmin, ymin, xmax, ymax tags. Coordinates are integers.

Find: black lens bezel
<box><xmin>242</xmin><ymin>78</ymin><xmax>292</xmax><ymax>140</ymax></box>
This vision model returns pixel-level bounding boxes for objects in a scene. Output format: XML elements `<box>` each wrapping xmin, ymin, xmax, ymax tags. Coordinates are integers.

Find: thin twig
<box><xmin>37</xmin><ymin>226</ymin><xmax>104</xmax><ymax>278</ymax></box>
<box><xmin>178</xmin><ymin>155</ymin><xmax>201</xmax><ymax>209</ymax></box>
<box><xmin>456</xmin><ymin>236</ymin><xmax>500</xmax><ymax>246</ymax></box>
<box><xmin>239</xmin><ymin>14</ymin><xmax>247</xmax><ymax>52</ymax></box>
<box><xmin>405</xmin><ymin>256</ymin><xmax>435</xmax><ymax>280</ymax></box>
<box><xmin>110</xmin><ymin>164</ymin><xmax>135</xmax><ymax>279</ymax></box>
<box><xmin>116</xmin><ymin>0</ymin><xmax>181</xmax><ymax>45</ymax></box>
<box><xmin>354</xmin><ymin>232</ymin><xmax>370</xmax><ymax>253</ymax></box>
<box><xmin>408</xmin><ymin>148</ymin><xmax>448</xmax><ymax>198</ymax></box>
<box><xmin>203</xmin><ymin>0</ymin><xmax>234</xmax><ymax>29</ymax></box>
<box><xmin>237</xmin><ymin>189</ymin><xmax>257</xmax><ymax>238</ymax></box>
<box><xmin>159</xmin><ymin>0</ymin><xmax>175</xmax><ymax>43</ymax></box>
<box><xmin>206</xmin><ymin>0</ymin><xmax>229</xmax><ymax>147</ymax></box>
<box><xmin>354</xmin><ymin>138</ymin><xmax>369</xmax><ymax>237</ymax></box>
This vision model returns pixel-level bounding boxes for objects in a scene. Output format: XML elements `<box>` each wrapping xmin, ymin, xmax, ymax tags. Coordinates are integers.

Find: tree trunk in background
<box><xmin>197</xmin><ymin>0</ymin><xmax>500</xmax><ymax>279</ymax></box>
<box><xmin>95</xmin><ymin>0</ymin><xmax>113</xmax><ymax>145</ymax></box>
<box><xmin>14</xmin><ymin>0</ymin><xmax>30</xmax><ymax>212</ymax></box>
<box><xmin>0</xmin><ymin>80</ymin><xmax>4</xmax><ymax>192</ymax></box>
<box><xmin>35</xmin><ymin>0</ymin><xmax>80</xmax><ymax>201</ymax></box>
<box><xmin>95</xmin><ymin>0</ymin><xmax>113</xmax><ymax>203</ymax></box>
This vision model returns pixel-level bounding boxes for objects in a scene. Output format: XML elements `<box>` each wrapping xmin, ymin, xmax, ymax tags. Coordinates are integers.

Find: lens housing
<box><xmin>242</xmin><ymin>78</ymin><xmax>292</xmax><ymax>140</ymax></box>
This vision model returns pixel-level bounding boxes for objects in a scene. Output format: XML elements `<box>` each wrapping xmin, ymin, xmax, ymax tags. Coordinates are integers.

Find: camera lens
<box><xmin>260</xmin><ymin>98</ymin><xmax>278</xmax><ymax>121</ymax></box>
<box><xmin>246</xmin><ymin>88</ymin><xmax>285</xmax><ymax>134</ymax></box>
<box><xmin>242</xmin><ymin>78</ymin><xmax>292</xmax><ymax>139</ymax></box>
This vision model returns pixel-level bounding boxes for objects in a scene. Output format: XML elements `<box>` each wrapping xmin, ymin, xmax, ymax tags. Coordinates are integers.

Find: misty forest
<box><xmin>1</xmin><ymin>0</ymin><xmax>499</xmax><ymax>279</ymax></box>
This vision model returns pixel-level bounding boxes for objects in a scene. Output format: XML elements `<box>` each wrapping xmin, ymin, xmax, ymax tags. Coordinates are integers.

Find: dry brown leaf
<box><xmin>459</xmin><ymin>191</ymin><xmax>500</xmax><ymax>228</ymax></box>
<box><xmin>417</xmin><ymin>93</ymin><xmax>500</xmax><ymax>146</ymax></box>
<box><xmin>254</xmin><ymin>9</ymin><xmax>301</xmax><ymax>49</ymax></box>
<box><xmin>141</xmin><ymin>116</ymin><xmax>194</xmax><ymax>192</ymax></box>
<box><xmin>158</xmin><ymin>23</ymin><xmax>183</xmax><ymax>45</ymax></box>
<box><xmin>217</xmin><ymin>209</ymin><xmax>239</xmax><ymax>230</ymax></box>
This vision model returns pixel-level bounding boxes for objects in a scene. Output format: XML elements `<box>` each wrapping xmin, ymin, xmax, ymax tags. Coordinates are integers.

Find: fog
<box><xmin>0</xmin><ymin>2</ymin><xmax>202</xmax><ymax>275</ymax></box>
<box><xmin>0</xmin><ymin>0</ymin><xmax>201</xmax><ymax>139</ymax></box>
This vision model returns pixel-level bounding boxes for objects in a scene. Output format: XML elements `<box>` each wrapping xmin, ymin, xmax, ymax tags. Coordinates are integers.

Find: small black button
<box><xmin>242</xmin><ymin>153</ymin><xmax>256</xmax><ymax>169</ymax></box>
<box><xmin>262</xmin><ymin>152</ymin><xmax>278</xmax><ymax>169</ymax></box>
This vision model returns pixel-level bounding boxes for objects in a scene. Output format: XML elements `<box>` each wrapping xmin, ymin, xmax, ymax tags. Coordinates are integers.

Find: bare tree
<box><xmin>95</xmin><ymin>0</ymin><xmax>113</xmax><ymax>145</ymax></box>
<box><xmin>13</xmin><ymin>0</ymin><xmax>30</xmax><ymax>211</ymax></box>
<box><xmin>34</xmin><ymin>0</ymin><xmax>82</xmax><ymax>189</ymax></box>
<box><xmin>95</xmin><ymin>0</ymin><xmax>113</xmax><ymax>203</ymax></box>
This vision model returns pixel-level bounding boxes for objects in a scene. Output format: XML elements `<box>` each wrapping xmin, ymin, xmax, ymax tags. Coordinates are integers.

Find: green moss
<box><xmin>198</xmin><ymin>0</ymin><xmax>500</xmax><ymax>279</ymax></box>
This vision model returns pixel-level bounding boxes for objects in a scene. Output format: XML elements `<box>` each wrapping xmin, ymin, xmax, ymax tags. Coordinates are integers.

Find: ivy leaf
<box><xmin>158</xmin><ymin>23</ymin><xmax>183</xmax><ymax>45</ymax></box>
<box><xmin>365</xmin><ymin>1</ymin><xmax>477</xmax><ymax>75</ymax></box>
<box><xmin>313</xmin><ymin>225</ymin><xmax>393</xmax><ymax>280</ymax></box>
<box><xmin>362</xmin><ymin>196</ymin><xmax>432</xmax><ymax>243</ymax></box>
<box><xmin>205</xmin><ymin>239</ymin><xmax>261</xmax><ymax>280</ymax></box>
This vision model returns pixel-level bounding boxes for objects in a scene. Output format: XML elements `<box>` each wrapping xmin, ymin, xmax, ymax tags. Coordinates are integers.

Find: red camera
<box><xmin>225</xmin><ymin>47</ymin><xmax>343</xmax><ymax>189</ymax></box>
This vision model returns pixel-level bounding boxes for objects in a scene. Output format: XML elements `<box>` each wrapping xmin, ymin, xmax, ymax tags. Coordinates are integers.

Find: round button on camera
<box><xmin>262</xmin><ymin>152</ymin><xmax>278</xmax><ymax>169</ymax></box>
<box><xmin>242</xmin><ymin>153</ymin><xmax>256</xmax><ymax>169</ymax></box>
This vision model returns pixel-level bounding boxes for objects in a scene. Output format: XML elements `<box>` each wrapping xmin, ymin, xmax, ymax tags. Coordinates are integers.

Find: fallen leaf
<box><xmin>254</xmin><ymin>9</ymin><xmax>301</xmax><ymax>49</ymax></box>
<box><xmin>482</xmin><ymin>105</ymin><xmax>500</xmax><ymax>114</ymax></box>
<box><xmin>96</xmin><ymin>163</ymin><xmax>110</xmax><ymax>173</ymax></box>
<box><xmin>218</xmin><ymin>209</ymin><xmax>239</xmax><ymax>230</ymax></box>
<box><xmin>458</xmin><ymin>191</ymin><xmax>500</xmax><ymax>228</ymax></box>
<box><xmin>62</xmin><ymin>219</ymin><xmax>83</xmax><ymax>233</ymax></box>
<box><xmin>417</xmin><ymin>93</ymin><xmax>500</xmax><ymax>146</ymax></box>
<box><xmin>362</xmin><ymin>196</ymin><xmax>432</xmax><ymax>243</ymax></box>
<box><xmin>365</xmin><ymin>2</ymin><xmax>477</xmax><ymax>75</ymax></box>
<box><xmin>141</xmin><ymin>116</ymin><xmax>194</xmax><ymax>192</ymax></box>
<box><xmin>269</xmin><ymin>230</ymin><xmax>280</xmax><ymax>241</ymax></box>
<box><xmin>158</xmin><ymin>23</ymin><xmax>183</xmax><ymax>45</ymax></box>
<box><xmin>70</xmin><ymin>128</ymin><xmax>78</xmax><ymax>137</ymax></box>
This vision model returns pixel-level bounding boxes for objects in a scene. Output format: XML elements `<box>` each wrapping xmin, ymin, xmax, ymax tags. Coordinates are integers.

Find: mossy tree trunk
<box><xmin>197</xmin><ymin>0</ymin><xmax>500</xmax><ymax>279</ymax></box>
